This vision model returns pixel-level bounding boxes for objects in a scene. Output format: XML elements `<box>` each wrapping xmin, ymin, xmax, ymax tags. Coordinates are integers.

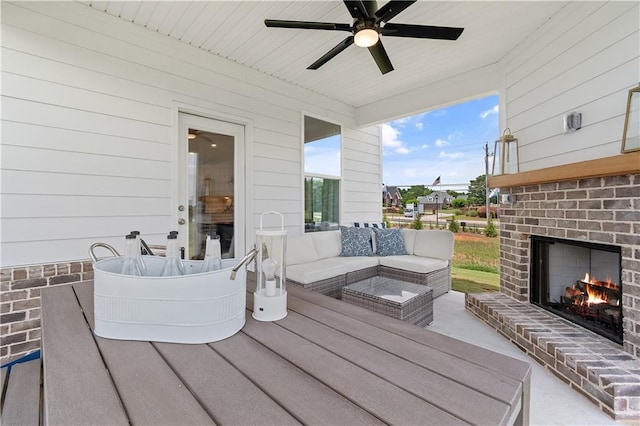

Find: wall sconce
<box><xmin>621</xmin><ymin>84</ymin><xmax>640</xmax><ymax>153</ymax></box>
<box><xmin>494</xmin><ymin>129</ymin><xmax>520</xmax><ymax>175</ymax></box>
<box><xmin>253</xmin><ymin>211</ymin><xmax>287</xmax><ymax>322</ymax></box>
<box><xmin>501</xmin><ymin>194</ymin><xmax>516</xmax><ymax>204</ymax></box>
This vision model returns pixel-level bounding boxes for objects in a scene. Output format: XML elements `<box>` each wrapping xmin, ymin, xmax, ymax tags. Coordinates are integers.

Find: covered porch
<box><xmin>2</xmin><ymin>1</ymin><xmax>639</xmax><ymax>423</ymax></box>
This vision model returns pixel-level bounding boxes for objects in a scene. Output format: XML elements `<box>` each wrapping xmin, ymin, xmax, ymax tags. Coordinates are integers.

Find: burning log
<box><xmin>564</xmin><ymin>286</ymin><xmax>583</xmax><ymax>299</ymax></box>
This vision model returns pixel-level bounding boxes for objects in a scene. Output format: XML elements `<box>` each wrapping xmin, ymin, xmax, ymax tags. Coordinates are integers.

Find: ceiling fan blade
<box><xmin>374</xmin><ymin>0</ymin><xmax>415</xmax><ymax>23</ymax></box>
<box><xmin>308</xmin><ymin>36</ymin><xmax>355</xmax><ymax>70</ymax></box>
<box><xmin>343</xmin><ymin>1</ymin><xmax>374</xmax><ymax>19</ymax></box>
<box><xmin>380</xmin><ymin>23</ymin><xmax>464</xmax><ymax>40</ymax></box>
<box><xmin>265</xmin><ymin>20</ymin><xmax>351</xmax><ymax>32</ymax></box>
<box><xmin>368</xmin><ymin>40</ymin><xmax>394</xmax><ymax>74</ymax></box>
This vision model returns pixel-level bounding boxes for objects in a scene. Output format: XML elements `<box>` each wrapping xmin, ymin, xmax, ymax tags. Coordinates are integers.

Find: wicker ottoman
<box><xmin>341</xmin><ymin>276</ymin><xmax>433</xmax><ymax>326</ymax></box>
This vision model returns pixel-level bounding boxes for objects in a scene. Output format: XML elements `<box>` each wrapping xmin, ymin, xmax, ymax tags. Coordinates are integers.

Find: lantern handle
<box><xmin>501</xmin><ymin>128</ymin><xmax>517</xmax><ymax>142</ymax></box>
<box><xmin>260</xmin><ymin>211</ymin><xmax>285</xmax><ymax>231</ymax></box>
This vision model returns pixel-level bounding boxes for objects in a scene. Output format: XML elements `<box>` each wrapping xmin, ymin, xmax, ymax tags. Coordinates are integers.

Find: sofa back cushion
<box><xmin>412</xmin><ymin>230</ymin><xmax>454</xmax><ymax>260</ymax></box>
<box><xmin>310</xmin><ymin>230</ymin><xmax>342</xmax><ymax>259</ymax></box>
<box><xmin>286</xmin><ymin>234</ymin><xmax>320</xmax><ymax>265</ymax></box>
<box><xmin>402</xmin><ymin>229</ymin><xmax>417</xmax><ymax>254</ymax></box>
<box><xmin>339</xmin><ymin>226</ymin><xmax>373</xmax><ymax>257</ymax></box>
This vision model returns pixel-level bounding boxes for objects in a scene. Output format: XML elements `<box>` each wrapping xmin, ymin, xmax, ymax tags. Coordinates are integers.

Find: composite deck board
<box><xmin>240</xmin><ymin>313</ymin><xmax>466</xmax><ymax>425</ymax></box>
<box><xmin>277</xmin><ymin>308</ymin><xmax>512</xmax><ymax>424</ymax></box>
<box><xmin>74</xmin><ymin>284</ymin><xmax>215</xmax><ymax>425</ymax></box>
<box><xmin>1</xmin><ymin>359</ymin><xmax>41</xmax><ymax>426</ymax></box>
<box><xmin>154</xmin><ymin>341</ymin><xmax>301</xmax><ymax>425</ymax></box>
<box><xmin>41</xmin><ymin>284</ymin><xmax>128</xmax><ymax>425</ymax></box>
<box><xmin>211</xmin><ymin>332</ymin><xmax>382</xmax><ymax>425</ymax></box>
<box><xmin>288</xmin><ymin>284</ymin><xmax>532</xmax><ymax>383</ymax></box>
<box><xmin>285</xmin><ymin>293</ymin><xmax>522</xmax><ymax>409</ymax></box>
<box><xmin>40</xmin><ymin>281</ymin><xmax>529</xmax><ymax>426</ymax></box>
<box><xmin>286</xmin><ymin>285</ymin><xmax>530</xmax><ymax>424</ymax></box>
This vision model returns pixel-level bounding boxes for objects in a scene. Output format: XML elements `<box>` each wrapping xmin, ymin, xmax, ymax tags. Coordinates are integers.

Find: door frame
<box><xmin>174</xmin><ymin>106</ymin><xmax>254</xmax><ymax>260</ymax></box>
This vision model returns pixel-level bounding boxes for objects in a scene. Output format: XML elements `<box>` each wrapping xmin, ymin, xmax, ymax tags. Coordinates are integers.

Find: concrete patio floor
<box><xmin>428</xmin><ymin>291</ymin><xmax>619</xmax><ymax>426</ymax></box>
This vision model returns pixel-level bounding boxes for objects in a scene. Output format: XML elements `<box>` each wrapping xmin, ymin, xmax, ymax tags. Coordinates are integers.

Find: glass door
<box><xmin>177</xmin><ymin>113</ymin><xmax>245</xmax><ymax>260</ymax></box>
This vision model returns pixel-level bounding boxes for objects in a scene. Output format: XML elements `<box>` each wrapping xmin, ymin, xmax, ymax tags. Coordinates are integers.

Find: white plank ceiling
<box><xmin>79</xmin><ymin>1</ymin><xmax>569</xmax><ymax>113</ymax></box>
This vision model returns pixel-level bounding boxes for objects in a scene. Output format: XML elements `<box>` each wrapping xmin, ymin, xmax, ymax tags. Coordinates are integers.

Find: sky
<box><xmin>382</xmin><ymin>94</ymin><xmax>499</xmax><ymax>191</ymax></box>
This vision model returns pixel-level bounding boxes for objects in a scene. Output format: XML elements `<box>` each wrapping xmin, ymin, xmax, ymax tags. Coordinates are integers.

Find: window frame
<box><xmin>302</xmin><ymin>113</ymin><xmax>343</xmax><ymax>232</ymax></box>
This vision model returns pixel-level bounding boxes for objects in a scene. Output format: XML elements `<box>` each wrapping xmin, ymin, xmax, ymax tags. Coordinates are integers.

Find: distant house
<box><xmin>417</xmin><ymin>191</ymin><xmax>452</xmax><ymax>211</ymax></box>
<box><xmin>383</xmin><ymin>186</ymin><xmax>403</xmax><ymax>207</ymax></box>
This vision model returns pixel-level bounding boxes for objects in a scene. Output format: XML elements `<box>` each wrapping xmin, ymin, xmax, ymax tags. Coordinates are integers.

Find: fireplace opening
<box><xmin>530</xmin><ymin>236</ymin><xmax>623</xmax><ymax>344</ymax></box>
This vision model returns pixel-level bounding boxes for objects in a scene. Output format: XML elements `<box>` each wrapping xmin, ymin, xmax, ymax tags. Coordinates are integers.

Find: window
<box><xmin>304</xmin><ymin>116</ymin><xmax>341</xmax><ymax>232</ymax></box>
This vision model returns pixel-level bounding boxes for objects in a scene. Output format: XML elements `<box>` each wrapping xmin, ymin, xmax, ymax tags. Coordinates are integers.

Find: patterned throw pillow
<box><xmin>372</xmin><ymin>228</ymin><xmax>407</xmax><ymax>257</ymax></box>
<box><xmin>339</xmin><ymin>226</ymin><xmax>373</xmax><ymax>257</ymax></box>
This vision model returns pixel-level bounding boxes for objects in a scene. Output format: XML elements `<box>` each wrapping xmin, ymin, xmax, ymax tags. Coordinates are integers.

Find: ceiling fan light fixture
<box><xmin>354</xmin><ymin>28</ymin><xmax>378</xmax><ymax>47</ymax></box>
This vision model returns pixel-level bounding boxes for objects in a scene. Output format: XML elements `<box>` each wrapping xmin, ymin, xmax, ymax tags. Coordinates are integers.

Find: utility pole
<box><xmin>484</xmin><ymin>142</ymin><xmax>492</xmax><ymax>227</ymax></box>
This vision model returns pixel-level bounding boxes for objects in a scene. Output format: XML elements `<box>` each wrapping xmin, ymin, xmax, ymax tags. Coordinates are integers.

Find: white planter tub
<box><xmin>93</xmin><ymin>256</ymin><xmax>246</xmax><ymax>344</ymax></box>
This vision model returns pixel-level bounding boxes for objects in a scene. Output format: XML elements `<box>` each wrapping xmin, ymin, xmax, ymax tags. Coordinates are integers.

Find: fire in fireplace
<box><xmin>530</xmin><ymin>236</ymin><xmax>623</xmax><ymax>344</ymax></box>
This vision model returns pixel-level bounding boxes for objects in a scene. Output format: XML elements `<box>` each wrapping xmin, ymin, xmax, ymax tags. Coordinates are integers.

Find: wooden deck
<box><xmin>40</xmin><ymin>281</ymin><xmax>531</xmax><ymax>425</ymax></box>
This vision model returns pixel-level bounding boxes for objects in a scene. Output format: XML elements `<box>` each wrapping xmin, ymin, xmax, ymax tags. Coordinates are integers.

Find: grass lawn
<box><xmin>452</xmin><ymin>267</ymin><xmax>499</xmax><ymax>293</ymax></box>
<box><xmin>451</xmin><ymin>233</ymin><xmax>500</xmax><ymax>294</ymax></box>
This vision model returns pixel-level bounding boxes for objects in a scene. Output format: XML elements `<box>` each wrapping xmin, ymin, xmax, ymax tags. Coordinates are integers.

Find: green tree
<box><xmin>449</xmin><ymin>219</ymin><xmax>460</xmax><ymax>233</ymax></box>
<box><xmin>452</xmin><ymin>198</ymin><xmax>467</xmax><ymax>209</ymax></box>
<box><xmin>399</xmin><ymin>185</ymin><xmax>441</xmax><ymax>208</ymax></box>
<box><xmin>467</xmin><ymin>175</ymin><xmax>487</xmax><ymax>206</ymax></box>
<box><xmin>411</xmin><ymin>213</ymin><xmax>424</xmax><ymax>230</ymax></box>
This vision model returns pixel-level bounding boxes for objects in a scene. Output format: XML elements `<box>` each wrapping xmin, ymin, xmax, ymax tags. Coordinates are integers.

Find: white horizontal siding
<box><xmin>0</xmin><ymin>1</ymin><xmax>380</xmax><ymax>266</ymax></box>
<box><xmin>502</xmin><ymin>1</ymin><xmax>639</xmax><ymax>171</ymax></box>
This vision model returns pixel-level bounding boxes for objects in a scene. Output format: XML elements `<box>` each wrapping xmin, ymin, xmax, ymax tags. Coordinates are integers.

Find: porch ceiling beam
<box><xmin>354</xmin><ymin>63</ymin><xmax>500</xmax><ymax>127</ymax></box>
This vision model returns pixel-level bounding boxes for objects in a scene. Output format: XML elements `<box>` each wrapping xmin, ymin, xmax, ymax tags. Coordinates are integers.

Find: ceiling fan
<box><xmin>264</xmin><ymin>0</ymin><xmax>464</xmax><ymax>75</ymax></box>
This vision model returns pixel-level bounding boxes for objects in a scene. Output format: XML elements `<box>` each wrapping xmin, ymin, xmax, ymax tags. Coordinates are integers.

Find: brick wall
<box><xmin>499</xmin><ymin>174</ymin><xmax>640</xmax><ymax>357</ymax></box>
<box><xmin>1</xmin><ymin>261</ymin><xmax>93</xmax><ymax>363</ymax></box>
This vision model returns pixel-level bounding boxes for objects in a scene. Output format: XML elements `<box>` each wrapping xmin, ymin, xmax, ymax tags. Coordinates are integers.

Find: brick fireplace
<box><xmin>467</xmin><ymin>168</ymin><xmax>640</xmax><ymax>420</ymax></box>
<box><xmin>498</xmin><ymin>173</ymin><xmax>639</xmax><ymax>355</ymax></box>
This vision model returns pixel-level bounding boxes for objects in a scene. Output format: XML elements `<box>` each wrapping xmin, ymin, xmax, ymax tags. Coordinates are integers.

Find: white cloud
<box><xmin>381</xmin><ymin>123</ymin><xmax>411</xmax><ymax>154</ymax></box>
<box><xmin>439</xmin><ymin>151</ymin><xmax>464</xmax><ymax>159</ymax></box>
<box><xmin>421</xmin><ymin>144</ymin><xmax>429</xmax><ymax>149</ymax></box>
<box><xmin>415</xmin><ymin>122</ymin><xmax>423</xmax><ymax>130</ymax></box>
<box><xmin>447</xmin><ymin>131</ymin><xmax>462</xmax><ymax>141</ymax></box>
<box><xmin>435</xmin><ymin>138</ymin><xmax>448</xmax><ymax>147</ymax></box>
<box><xmin>381</xmin><ymin>123</ymin><xmax>402</xmax><ymax>148</ymax></box>
<box><xmin>480</xmin><ymin>105</ymin><xmax>499</xmax><ymax>119</ymax></box>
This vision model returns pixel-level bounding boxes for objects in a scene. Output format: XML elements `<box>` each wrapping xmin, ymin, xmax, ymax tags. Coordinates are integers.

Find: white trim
<box><xmin>174</xmin><ymin>103</ymin><xmax>254</xmax><ymax>259</ymax></box>
<box><xmin>301</xmin><ymin>111</ymin><xmax>344</xmax><ymax>231</ymax></box>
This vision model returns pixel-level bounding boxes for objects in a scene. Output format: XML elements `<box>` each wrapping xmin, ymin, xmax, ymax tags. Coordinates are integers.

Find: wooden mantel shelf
<box><xmin>488</xmin><ymin>152</ymin><xmax>640</xmax><ymax>188</ymax></box>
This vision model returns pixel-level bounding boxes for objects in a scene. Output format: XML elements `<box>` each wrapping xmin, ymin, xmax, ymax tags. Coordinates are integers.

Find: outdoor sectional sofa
<box><xmin>286</xmin><ymin>227</ymin><xmax>454</xmax><ymax>299</ymax></box>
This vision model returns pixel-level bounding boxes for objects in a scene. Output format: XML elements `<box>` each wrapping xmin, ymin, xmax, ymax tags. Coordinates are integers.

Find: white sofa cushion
<box><xmin>402</xmin><ymin>229</ymin><xmax>417</xmax><ymax>255</ymax></box>
<box><xmin>286</xmin><ymin>234</ymin><xmax>319</xmax><ymax>266</ymax></box>
<box><xmin>412</xmin><ymin>230</ymin><xmax>454</xmax><ymax>260</ymax></box>
<box><xmin>310</xmin><ymin>230</ymin><xmax>342</xmax><ymax>259</ymax></box>
<box><xmin>378</xmin><ymin>255</ymin><xmax>449</xmax><ymax>274</ymax></box>
<box><xmin>287</xmin><ymin>257</ymin><xmax>379</xmax><ymax>284</ymax></box>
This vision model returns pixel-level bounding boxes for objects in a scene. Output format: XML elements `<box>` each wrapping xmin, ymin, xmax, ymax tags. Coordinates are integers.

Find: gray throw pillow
<box><xmin>340</xmin><ymin>226</ymin><xmax>373</xmax><ymax>257</ymax></box>
<box><xmin>372</xmin><ymin>228</ymin><xmax>407</xmax><ymax>256</ymax></box>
